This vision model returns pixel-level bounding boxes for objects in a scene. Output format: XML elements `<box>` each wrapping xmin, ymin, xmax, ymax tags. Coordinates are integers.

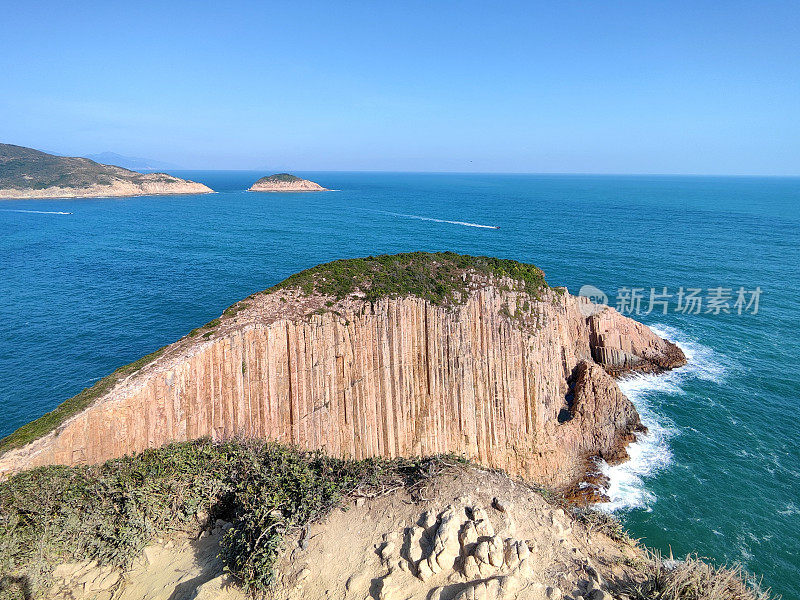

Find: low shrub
<box><xmin>269</xmin><ymin>251</ymin><xmax>547</xmax><ymax>305</ymax></box>
<box><xmin>0</xmin><ymin>440</ymin><xmax>231</xmax><ymax>598</ymax></box>
<box><xmin>618</xmin><ymin>551</ymin><xmax>773</xmax><ymax>600</ymax></box>
<box><xmin>574</xmin><ymin>507</ymin><xmax>632</xmax><ymax>543</ymax></box>
<box><xmin>0</xmin><ymin>439</ymin><xmax>455</xmax><ymax>599</ymax></box>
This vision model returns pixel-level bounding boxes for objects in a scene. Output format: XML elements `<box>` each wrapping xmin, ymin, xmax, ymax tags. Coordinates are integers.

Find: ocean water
<box><xmin>1</xmin><ymin>172</ymin><xmax>798</xmax><ymax>596</ymax></box>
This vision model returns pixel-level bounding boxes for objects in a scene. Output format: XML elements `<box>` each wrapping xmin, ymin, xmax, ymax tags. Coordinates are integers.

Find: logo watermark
<box><xmin>577</xmin><ymin>286</ymin><xmax>761</xmax><ymax>316</ymax></box>
<box><xmin>577</xmin><ymin>284</ymin><xmax>609</xmax><ymax>317</ymax></box>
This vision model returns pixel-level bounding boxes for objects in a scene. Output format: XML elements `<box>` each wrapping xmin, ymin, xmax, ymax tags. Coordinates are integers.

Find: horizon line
<box><xmin>163</xmin><ymin>168</ymin><xmax>800</xmax><ymax>178</ymax></box>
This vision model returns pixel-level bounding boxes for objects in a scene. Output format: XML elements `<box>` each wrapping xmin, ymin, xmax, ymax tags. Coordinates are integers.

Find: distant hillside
<box><xmin>248</xmin><ymin>173</ymin><xmax>329</xmax><ymax>192</ymax></box>
<box><xmin>84</xmin><ymin>152</ymin><xmax>181</xmax><ymax>171</ymax></box>
<box><xmin>0</xmin><ymin>143</ymin><xmax>212</xmax><ymax>199</ymax></box>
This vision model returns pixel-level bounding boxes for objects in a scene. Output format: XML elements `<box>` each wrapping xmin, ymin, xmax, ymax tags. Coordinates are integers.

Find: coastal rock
<box><xmin>0</xmin><ymin>254</ymin><xmax>685</xmax><ymax>492</ymax></box>
<box><xmin>248</xmin><ymin>173</ymin><xmax>328</xmax><ymax>192</ymax></box>
<box><xmin>589</xmin><ymin>310</ymin><xmax>684</xmax><ymax>374</ymax></box>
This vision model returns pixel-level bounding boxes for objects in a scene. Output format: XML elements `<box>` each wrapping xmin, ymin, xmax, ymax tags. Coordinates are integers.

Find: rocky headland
<box><xmin>248</xmin><ymin>173</ymin><xmax>329</xmax><ymax>192</ymax></box>
<box><xmin>0</xmin><ymin>253</ymin><xmax>769</xmax><ymax>600</ymax></box>
<box><xmin>0</xmin><ymin>252</ymin><xmax>684</xmax><ymax>497</ymax></box>
<box><xmin>0</xmin><ymin>143</ymin><xmax>213</xmax><ymax>199</ymax></box>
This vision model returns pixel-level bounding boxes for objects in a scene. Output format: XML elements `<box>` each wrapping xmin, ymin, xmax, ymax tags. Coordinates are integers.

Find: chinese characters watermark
<box><xmin>578</xmin><ymin>285</ymin><xmax>761</xmax><ymax>317</ymax></box>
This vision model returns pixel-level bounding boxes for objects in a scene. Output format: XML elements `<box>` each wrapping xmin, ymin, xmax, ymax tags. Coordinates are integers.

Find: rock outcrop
<box><xmin>0</xmin><ymin>254</ymin><xmax>685</xmax><ymax>493</ymax></box>
<box><xmin>588</xmin><ymin>310</ymin><xmax>685</xmax><ymax>374</ymax></box>
<box><xmin>248</xmin><ymin>173</ymin><xmax>328</xmax><ymax>192</ymax></box>
<box><xmin>0</xmin><ymin>143</ymin><xmax>213</xmax><ymax>199</ymax></box>
<box><xmin>270</xmin><ymin>468</ymin><xmax>640</xmax><ymax>600</ymax></box>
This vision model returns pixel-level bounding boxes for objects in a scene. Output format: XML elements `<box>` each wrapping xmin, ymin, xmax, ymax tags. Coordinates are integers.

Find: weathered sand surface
<box><xmin>47</xmin><ymin>467</ymin><xmax>640</xmax><ymax>600</ymax></box>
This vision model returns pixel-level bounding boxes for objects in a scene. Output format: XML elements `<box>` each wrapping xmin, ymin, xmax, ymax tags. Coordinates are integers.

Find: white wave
<box><xmin>595</xmin><ymin>389</ymin><xmax>677</xmax><ymax>513</ymax></box>
<box><xmin>1</xmin><ymin>209</ymin><xmax>72</xmax><ymax>215</ymax></box>
<box><xmin>595</xmin><ymin>324</ymin><xmax>728</xmax><ymax>512</ymax></box>
<box><xmin>736</xmin><ymin>534</ymin><xmax>755</xmax><ymax>561</ymax></box>
<box><xmin>650</xmin><ymin>324</ymin><xmax>729</xmax><ymax>383</ymax></box>
<box><xmin>383</xmin><ymin>211</ymin><xmax>499</xmax><ymax>229</ymax></box>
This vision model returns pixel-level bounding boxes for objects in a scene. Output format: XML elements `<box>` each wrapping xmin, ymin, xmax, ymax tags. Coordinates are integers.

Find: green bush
<box><xmin>219</xmin><ymin>444</ymin><xmax>380</xmax><ymax>592</ymax></box>
<box><xmin>0</xmin><ymin>439</ymin><xmax>231</xmax><ymax>598</ymax></box>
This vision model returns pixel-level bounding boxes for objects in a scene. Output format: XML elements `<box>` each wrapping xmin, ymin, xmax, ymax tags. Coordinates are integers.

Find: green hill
<box><xmin>248</xmin><ymin>172</ymin><xmax>328</xmax><ymax>191</ymax></box>
<box><xmin>0</xmin><ymin>143</ymin><xmax>212</xmax><ymax>198</ymax></box>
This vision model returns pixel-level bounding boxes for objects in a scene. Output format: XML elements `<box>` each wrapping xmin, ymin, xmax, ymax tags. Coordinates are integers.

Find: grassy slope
<box><xmin>0</xmin><ymin>143</ymin><xmax>177</xmax><ymax>190</ymax></box>
<box><xmin>268</xmin><ymin>251</ymin><xmax>547</xmax><ymax>304</ymax></box>
<box><xmin>0</xmin><ymin>252</ymin><xmax>546</xmax><ymax>455</ymax></box>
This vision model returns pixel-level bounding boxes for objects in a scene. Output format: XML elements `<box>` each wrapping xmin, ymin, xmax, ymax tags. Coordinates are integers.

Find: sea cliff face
<box><xmin>0</xmin><ymin>268</ymin><xmax>684</xmax><ymax>491</ymax></box>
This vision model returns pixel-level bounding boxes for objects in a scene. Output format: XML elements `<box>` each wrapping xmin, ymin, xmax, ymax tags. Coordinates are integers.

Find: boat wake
<box><xmin>1</xmin><ymin>209</ymin><xmax>73</xmax><ymax>215</ymax></box>
<box><xmin>595</xmin><ymin>324</ymin><xmax>728</xmax><ymax>512</ymax></box>
<box><xmin>382</xmin><ymin>211</ymin><xmax>499</xmax><ymax>229</ymax></box>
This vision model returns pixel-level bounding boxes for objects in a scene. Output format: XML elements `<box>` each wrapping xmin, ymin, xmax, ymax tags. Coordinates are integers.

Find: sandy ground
<box><xmin>48</xmin><ymin>466</ymin><xmax>640</xmax><ymax>600</ymax></box>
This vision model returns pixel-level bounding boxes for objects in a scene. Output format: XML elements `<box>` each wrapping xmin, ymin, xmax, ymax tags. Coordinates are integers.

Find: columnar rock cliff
<box><xmin>0</xmin><ymin>254</ymin><xmax>685</xmax><ymax>491</ymax></box>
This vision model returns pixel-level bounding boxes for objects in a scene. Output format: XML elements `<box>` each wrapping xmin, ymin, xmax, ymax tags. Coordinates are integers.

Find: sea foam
<box><xmin>595</xmin><ymin>324</ymin><xmax>728</xmax><ymax>512</ymax></box>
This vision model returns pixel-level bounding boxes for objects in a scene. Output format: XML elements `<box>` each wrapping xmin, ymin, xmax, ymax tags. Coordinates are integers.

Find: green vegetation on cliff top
<box><xmin>269</xmin><ymin>251</ymin><xmax>547</xmax><ymax>304</ymax></box>
<box><xmin>0</xmin><ymin>143</ymin><xmax>177</xmax><ymax>191</ymax></box>
<box><xmin>253</xmin><ymin>173</ymin><xmax>303</xmax><ymax>184</ymax></box>
<box><xmin>0</xmin><ymin>252</ymin><xmax>546</xmax><ymax>456</ymax></box>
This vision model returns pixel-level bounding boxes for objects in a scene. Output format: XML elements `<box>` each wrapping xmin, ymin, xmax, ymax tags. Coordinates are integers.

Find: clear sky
<box><xmin>1</xmin><ymin>1</ymin><xmax>798</xmax><ymax>174</ymax></box>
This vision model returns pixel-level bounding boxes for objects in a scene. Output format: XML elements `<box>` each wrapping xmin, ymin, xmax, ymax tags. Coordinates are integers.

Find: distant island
<box><xmin>248</xmin><ymin>173</ymin><xmax>329</xmax><ymax>192</ymax></box>
<box><xmin>0</xmin><ymin>143</ymin><xmax>212</xmax><ymax>199</ymax></box>
<box><xmin>83</xmin><ymin>151</ymin><xmax>181</xmax><ymax>171</ymax></box>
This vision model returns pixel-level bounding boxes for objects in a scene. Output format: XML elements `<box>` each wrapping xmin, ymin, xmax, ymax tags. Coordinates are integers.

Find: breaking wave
<box><xmin>596</xmin><ymin>324</ymin><xmax>728</xmax><ymax>512</ymax></box>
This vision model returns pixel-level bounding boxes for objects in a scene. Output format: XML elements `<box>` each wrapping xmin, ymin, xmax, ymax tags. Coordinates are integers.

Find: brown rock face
<box><xmin>589</xmin><ymin>309</ymin><xmax>685</xmax><ymax>374</ymax></box>
<box><xmin>0</xmin><ymin>176</ymin><xmax>213</xmax><ymax>199</ymax></box>
<box><xmin>0</xmin><ymin>284</ymin><xmax>685</xmax><ymax>490</ymax></box>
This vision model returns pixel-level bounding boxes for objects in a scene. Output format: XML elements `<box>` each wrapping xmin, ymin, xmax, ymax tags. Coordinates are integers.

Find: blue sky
<box><xmin>1</xmin><ymin>1</ymin><xmax>798</xmax><ymax>174</ymax></box>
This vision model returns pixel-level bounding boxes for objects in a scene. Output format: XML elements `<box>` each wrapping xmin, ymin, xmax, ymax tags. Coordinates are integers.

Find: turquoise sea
<box><xmin>1</xmin><ymin>172</ymin><xmax>798</xmax><ymax>597</ymax></box>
